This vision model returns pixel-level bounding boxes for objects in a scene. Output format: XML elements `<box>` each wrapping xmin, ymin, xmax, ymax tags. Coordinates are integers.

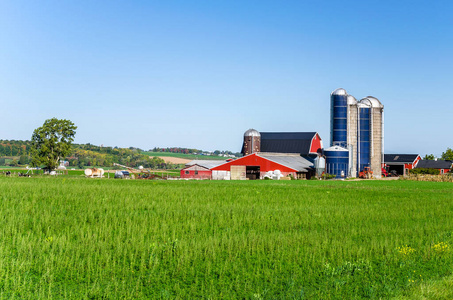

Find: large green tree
<box><xmin>30</xmin><ymin>118</ymin><xmax>77</xmax><ymax>170</ymax></box>
<box><xmin>441</xmin><ymin>148</ymin><xmax>453</xmax><ymax>161</ymax></box>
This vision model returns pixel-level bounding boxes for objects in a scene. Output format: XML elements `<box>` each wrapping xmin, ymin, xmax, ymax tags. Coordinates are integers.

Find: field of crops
<box><xmin>0</xmin><ymin>177</ymin><xmax>452</xmax><ymax>298</ymax></box>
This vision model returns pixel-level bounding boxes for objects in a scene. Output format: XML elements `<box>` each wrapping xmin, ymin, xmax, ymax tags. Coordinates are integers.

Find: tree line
<box><xmin>423</xmin><ymin>148</ymin><xmax>453</xmax><ymax>161</ymax></box>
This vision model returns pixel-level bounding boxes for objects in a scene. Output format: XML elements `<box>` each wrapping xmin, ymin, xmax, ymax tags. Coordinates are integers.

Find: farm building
<box><xmin>211</xmin><ymin>153</ymin><xmax>314</xmax><ymax>180</ymax></box>
<box><xmin>384</xmin><ymin>154</ymin><xmax>421</xmax><ymax>176</ymax></box>
<box><xmin>415</xmin><ymin>160</ymin><xmax>452</xmax><ymax>175</ymax></box>
<box><xmin>242</xmin><ymin>130</ymin><xmax>323</xmax><ymax>156</ymax></box>
<box><xmin>180</xmin><ymin>160</ymin><xmax>227</xmax><ymax>179</ymax></box>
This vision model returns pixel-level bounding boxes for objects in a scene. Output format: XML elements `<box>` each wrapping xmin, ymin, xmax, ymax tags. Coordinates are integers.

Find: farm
<box><xmin>1</xmin><ymin>177</ymin><xmax>452</xmax><ymax>298</ymax></box>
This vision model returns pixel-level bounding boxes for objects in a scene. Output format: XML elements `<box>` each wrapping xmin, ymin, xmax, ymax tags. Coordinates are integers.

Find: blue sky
<box><xmin>1</xmin><ymin>1</ymin><xmax>452</xmax><ymax>156</ymax></box>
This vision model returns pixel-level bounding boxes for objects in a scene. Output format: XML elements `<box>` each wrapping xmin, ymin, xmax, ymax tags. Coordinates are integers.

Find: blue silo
<box><xmin>358</xmin><ymin>103</ymin><xmax>371</xmax><ymax>172</ymax></box>
<box><xmin>330</xmin><ymin>88</ymin><xmax>348</xmax><ymax>148</ymax></box>
<box><xmin>325</xmin><ymin>145</ymin><xmax>349</xmax><ymax>178</ymax></box>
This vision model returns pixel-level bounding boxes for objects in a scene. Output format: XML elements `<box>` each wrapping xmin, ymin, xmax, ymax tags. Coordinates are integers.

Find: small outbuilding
<box><xmin>384</xmin><ymin>154</ymin><xmax>421</xmax><ymax>176</ymax></box>
<box><xmin>180</xmin><ymin>160</ymin><xmax>227</xmax><ymax>180</ymax></box>
<box><xmin>415</xmin><ymin>160</ymin><xmax>452</xmax><ymax>175</ymax></box>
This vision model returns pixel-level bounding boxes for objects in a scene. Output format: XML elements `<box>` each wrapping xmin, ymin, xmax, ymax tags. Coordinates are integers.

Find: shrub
<box><xmin>410</xmin><ymin>168</ymin><xmax>440</xmax><ymax>175</ymax></box>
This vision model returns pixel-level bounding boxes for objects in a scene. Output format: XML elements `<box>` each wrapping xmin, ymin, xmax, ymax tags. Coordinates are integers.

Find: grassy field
<box><xmin>0</xmin><ymin>178</ymin><xmax>452</xmax><ymax>298</ymax></box>
<box><xmin>143</xmin><ymin>151</ymin><xmax>229</xmax><ymax>160</ymax></box>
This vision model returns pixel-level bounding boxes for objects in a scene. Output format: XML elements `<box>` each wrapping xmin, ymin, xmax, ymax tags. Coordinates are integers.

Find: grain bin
<box><xmin>325</xmin><ymin>145</ymin><xmax>349</xmax><ymax>178</ymax></box>
<box><xmin>314</xmin><ymin>155</ymin><xmax>326</xmax><ymax>177</ymax></box>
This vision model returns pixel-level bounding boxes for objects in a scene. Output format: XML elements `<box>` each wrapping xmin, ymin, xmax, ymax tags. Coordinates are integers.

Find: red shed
<box><xmin>180</xmin><ymin>160</ymin><xmax>227</xmax><ymax>179</ymax></box>
<box><xmin>180</xmin><ymin>164</ymin><xmax>212</xmax><ymax>179</ymax></box>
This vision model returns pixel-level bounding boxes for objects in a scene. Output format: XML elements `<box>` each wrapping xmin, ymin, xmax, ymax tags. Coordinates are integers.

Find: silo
<box><xmin>347</xmin><ymin>95</ymin><xmax>358</xmax><ymax>177</ymax></box>
<box><xmin>330</xmin><ymin>88</ymin><xmax>348</xmax><ymax>147</ymax></box>
<box><xmin>362</xmin><ymin>96</ymin><xmax>384</xmax><ymax>178</ymax></box>
<box><xmin>325</xmin><ymin>145</ymin><xmax>349</xmax><ymax>178</ymax></box>
<box><xmin>358</xmin><ymin>99</ymin><xmax>371</xmax><ymax>172</ymax></box>
<box><xmin>242</xmin><ymin>129</ymin><xmax>261</xmax><ymax>156</ymax></box>
<box><xmin>314</xmin><ymin>155</ymin><xmax>326</xmax><ymax>177</ymax></box>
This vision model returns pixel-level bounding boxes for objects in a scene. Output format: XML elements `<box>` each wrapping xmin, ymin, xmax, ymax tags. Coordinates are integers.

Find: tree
<box><xmin>423</xmin><ymin>154</ymin><xmax>435</xmax><ymax>160</ymax></box>
<box><xmin>30</xmin><ymin>118</ymin><xmax>77</xmax><ymax>170</ymax></box>
<box><xmin>19</xmin><ymin>155</ymin><xmax>29</xmax><ymax>165</ymax></box>
<box><xmin>441</xmin><ymin>148</ymin><xmax>453</xmax><ymax>161</ymax></box>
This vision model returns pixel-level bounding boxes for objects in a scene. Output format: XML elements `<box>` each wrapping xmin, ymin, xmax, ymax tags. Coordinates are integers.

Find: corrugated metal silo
<box><xmin>325</xmin><ymin>145</ymin><xmax>349</xmax><ymax>178</ymax></box>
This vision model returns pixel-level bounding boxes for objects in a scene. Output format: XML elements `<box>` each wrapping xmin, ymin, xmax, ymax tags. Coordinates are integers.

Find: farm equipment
<box><xmin>112</xmin><ymin>163</ymin><xmax>166</xmax><ymax>180</ymax></box>
<box><xmin>382</xmin><ymin>166</ymin><xmax>399</xmax><ymax>177</ymax></box>
<box><xmin>389</xmin><ymin>170</ymin><xmax>399</xmax><ymax>177</ymax></box>
<box><xmin>359</xmin><ymin>167</ymin><xmax>373</xmax><ymax>179</ymax></box>
<box><xmin>382</xmin><ymin>165</ymin><xmax>399</xmax><ymax>177</ymax></box>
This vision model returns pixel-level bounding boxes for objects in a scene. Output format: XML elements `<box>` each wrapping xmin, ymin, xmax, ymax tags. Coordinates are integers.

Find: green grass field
<box><xmin>143</xmin><ymin>151</ymin><xmax>229</xmax><ymax>160</ymax></box>
<box><xmin>0</xmin><ymin>177</ymin><xmax>452</xmax><ymax>298</ymax></box>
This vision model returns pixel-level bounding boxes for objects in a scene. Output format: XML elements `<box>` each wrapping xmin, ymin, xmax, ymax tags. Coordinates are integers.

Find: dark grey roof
<box><xmin>416</xmin><ymin>160</ymin><xmax>452</xmax><ymax>169</ymax></box>
<box><xmin>384</xmin><ymin>154</ymin><xmax>419</xmax><ymax>164</ymax></box>
<box><xmin>258</xmin><ymin>153</ymin><xmax>314</xmax><ymax>172</ymax></box>
<box><xmin>185</xmin><ymin>160</ymin><xmax>226</xmax><ymax>169</ymax></box>
<box><xmin>259</xmin><ymin>132</ymin><xmax>318</xmax><ymax>155</ymax></box>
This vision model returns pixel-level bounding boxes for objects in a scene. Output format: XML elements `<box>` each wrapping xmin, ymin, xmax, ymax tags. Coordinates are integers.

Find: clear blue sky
<box><xmin>1</xmin><ymin>1</ymin><xmax>452</xmax><ymax>156</ymax></box>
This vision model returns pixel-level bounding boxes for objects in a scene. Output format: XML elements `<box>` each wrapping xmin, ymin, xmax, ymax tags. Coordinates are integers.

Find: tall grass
<box><xmin>0</xmin><ymin>178</ymin><xmax>452</xmax><ymax>298</ymax></box>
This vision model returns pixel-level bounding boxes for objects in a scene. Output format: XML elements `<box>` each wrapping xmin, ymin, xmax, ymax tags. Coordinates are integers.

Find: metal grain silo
<box><xmin>325</xmin><ymin>145</ymin><xmax>349</xmax><ymax>178</ymax></box>
<box><xmin>242</xmin><ymin>129</ymin><xmax>261</xmax><ymax>156</ymax></box>
<box><xmin>330</xmin><ymin>88</ymin><xmax>348</xmax><ymax>147</ymax></box>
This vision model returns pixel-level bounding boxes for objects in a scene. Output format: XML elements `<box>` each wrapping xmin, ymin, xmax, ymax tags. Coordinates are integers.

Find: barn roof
<box><xmin>182</xmin><ymin>164</ymin><xmax>211</xmax><ymax>171</ymax></box>
<box><xmin>259</xmin><ymin>132</ymin><xmax>318</xmax><ymax>155</ymax></box>
<box><xmin>258</xmin><ymin>153</ymin><xmax>313</xmax><ymax>172</ymax></box>
<box><xmin>384</xmin><ymin>154</ymin><xmax>420</xmax><ymax>164</ymax></box>
<box><xmin>416</xmin><ymin>160</ymin><xmax>452</xmax><ymax>169</ymax></box>
<box><xmin>185</xmin><ymin>160</ymin><xmax>226</xmax><ymax>169</ymax></box>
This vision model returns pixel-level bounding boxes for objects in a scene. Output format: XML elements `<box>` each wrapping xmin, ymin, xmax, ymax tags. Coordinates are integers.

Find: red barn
<box><xmin>211</xmin><ymin>153</ymin><xmax>314</xmax><ymax>180</ymax></box>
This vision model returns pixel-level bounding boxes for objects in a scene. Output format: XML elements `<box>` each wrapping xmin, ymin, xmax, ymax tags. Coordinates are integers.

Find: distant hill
<box><xmin>0</xmin><ymin>140</ymin><xmax>239</xmax><ymax>168</ymax></box>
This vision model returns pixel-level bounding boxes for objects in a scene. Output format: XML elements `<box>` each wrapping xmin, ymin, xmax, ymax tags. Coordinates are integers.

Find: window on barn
<box><xmin>185</xmin><ymin>171</ymin><xmax>189</xmax><ymax>175</ymax></box>
<box><xmin>195</xmin><ymin>171</ymin><xmax>198</xmax><ymax>175</ymax></box>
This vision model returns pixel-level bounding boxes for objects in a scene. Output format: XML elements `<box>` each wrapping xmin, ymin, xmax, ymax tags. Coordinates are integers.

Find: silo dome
<box><xmin>331</xmin><ymin>88</ymin><xmax>347</xmax><ymax>96</ymax></box>
<box><xmin>363</xmin><ymin>96</ymin><xmax>383</xmax><ymax>108</ymax></box>
<box><xmin>359</xmin><ymin>97</ymin><xmax>376</xmax><ymax>108</ymax></box>
<box><xmin>244</xmin><ymin>128</ymin><xmax>260</xmax><ymax>137</ymax></box>
<box><xmin>347</xmin><ymin>95</ymin><xmax>357</xmax><ymax>105</ymax></box>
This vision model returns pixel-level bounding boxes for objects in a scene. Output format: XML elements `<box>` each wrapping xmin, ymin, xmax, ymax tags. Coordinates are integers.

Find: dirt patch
<box><xmin>152</xmin><ymin>156</ymin><xmax>191</xmax><ymax>164</ymax></box>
